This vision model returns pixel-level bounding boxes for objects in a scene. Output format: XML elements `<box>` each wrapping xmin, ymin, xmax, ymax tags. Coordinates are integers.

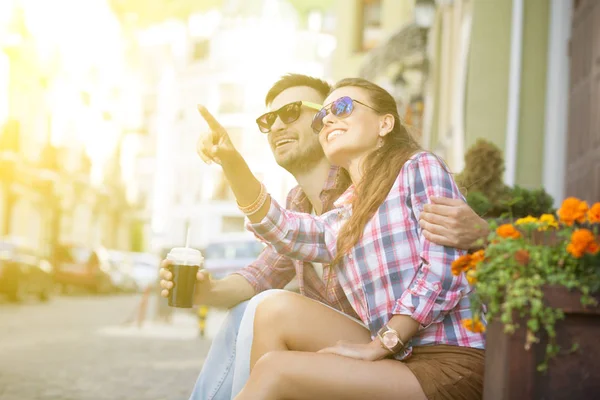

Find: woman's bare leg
<box><xmin>236</xmin><ymin>351</ymin><xmax>427</xmax><ymax>400</ymax></box>
<box><xmin>250</xmin><ymin>291</ymin><xmax>371</xmax><ymax>368</ymax></box>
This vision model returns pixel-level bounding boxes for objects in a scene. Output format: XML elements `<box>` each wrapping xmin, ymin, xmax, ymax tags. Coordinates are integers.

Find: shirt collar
<box><xmin>333</xmin><ymin>184</ymin><xmax>355</xmax><ymax>208</ymax></box>
<box><xmin>290</xmin><ymin>166</ymin><xmax>351</xmax><ymax>213</ymax></box>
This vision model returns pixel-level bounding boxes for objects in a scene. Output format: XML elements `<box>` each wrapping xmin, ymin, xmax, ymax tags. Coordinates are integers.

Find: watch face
<box><xmin>382</xmin><ymin>332</ymin><xmax>399</xmax><ymax>348</ymax></box>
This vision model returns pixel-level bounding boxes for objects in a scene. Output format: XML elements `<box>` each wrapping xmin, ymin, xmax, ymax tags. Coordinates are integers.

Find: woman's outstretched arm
<box><xmin>197</xmin><ymin>105</ymin><xmax>341</xmax><ymax>263</ymax></box>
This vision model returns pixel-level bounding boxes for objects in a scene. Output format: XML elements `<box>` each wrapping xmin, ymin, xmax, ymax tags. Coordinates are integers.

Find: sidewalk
<box><xmin>97</xmin><ymin>308</ymin><xmax>228</xmax><ymax>340</ymax></box>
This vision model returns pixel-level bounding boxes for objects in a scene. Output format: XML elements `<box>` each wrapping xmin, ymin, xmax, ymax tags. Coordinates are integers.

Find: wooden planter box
<box><xmin>483</xmin><ymin>285</ymin><xmax>600</xmax><ymax>399</ymax></box>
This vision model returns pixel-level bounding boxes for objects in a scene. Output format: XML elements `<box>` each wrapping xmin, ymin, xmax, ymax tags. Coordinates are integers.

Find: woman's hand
<box><xmin>317</xmin><ymin>340</ymin><xmax>390</xmax><ymax>361</ymax></box>
<box><xmin>196</xmin><ymin>105</ymin><xmax>238</xmax><ymax>165</ymax></box>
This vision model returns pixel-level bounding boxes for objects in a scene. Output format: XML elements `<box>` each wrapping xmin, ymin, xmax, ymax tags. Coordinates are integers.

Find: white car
<box><xmin>129</xmin><ymin>252</ymin><xmax>161</xmax><ymax>291</ymax></box>
<box><xmin>202</xmin><ymin>238</ymin><xmax>265</xmax><ymax>279</ymax></box>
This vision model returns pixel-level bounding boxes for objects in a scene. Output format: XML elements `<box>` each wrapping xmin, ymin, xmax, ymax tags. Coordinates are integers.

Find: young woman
<box><xmin>197</xmin><ymin>78</ymin><xmax>485</xmax><ymax>400</ymax></box>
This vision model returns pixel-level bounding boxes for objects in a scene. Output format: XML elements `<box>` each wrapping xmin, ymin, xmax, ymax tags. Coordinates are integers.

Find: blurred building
<box><xmin>138</xmin><ymin>0</ymin><xmax>337</xmax><ymax>251</ymax></box>
<box><xmin>330</xmin><ymin>0</ymin><xmax>430</xmax><ymax>145</ymax></box>
<box><xmin>0</xmin><ymin>0</ymin><xmax>144</xmax><ymax>258</ymax></box>
<box><xmin>331</xmin><ymin>0</ymin><xmax>598</xmax><ymax>205</ymax></box>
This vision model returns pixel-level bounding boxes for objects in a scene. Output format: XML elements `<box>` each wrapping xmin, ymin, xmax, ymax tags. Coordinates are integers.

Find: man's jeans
<box><xmin>189</xmin><ymin>289</ymin><xmax>284</xmax><ymax>400</ymax></box>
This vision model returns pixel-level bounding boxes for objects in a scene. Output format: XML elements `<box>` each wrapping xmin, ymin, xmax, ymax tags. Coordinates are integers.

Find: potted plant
<box><xmin>452</xmin><ymin>198</ymin><xmax>600</xmax><ymax>399</ymax></box>
<box><xmin>457</xmin><ymin>139</ymin><xmax>555</xmax><ymax>220</ymax></box>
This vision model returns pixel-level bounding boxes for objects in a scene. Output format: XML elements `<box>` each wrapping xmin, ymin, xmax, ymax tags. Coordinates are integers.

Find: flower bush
<box><xmin>453</xmin><ymin>197</ymin><xmax>600</xmax><ymax>371</ymax></box>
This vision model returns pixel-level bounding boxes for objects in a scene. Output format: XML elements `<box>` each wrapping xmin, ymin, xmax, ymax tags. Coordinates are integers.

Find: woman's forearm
<box><xmin>220</xmin><ymin>151</ymin><xmax>271</xmax><ymax>223</ymax></box>
<box><xmin>220</xmin><ymin>152</ymin><xmax>336</xmax><ymax>262</ymax></box>
<box><xmin>384</xmin><ymin>315</ymin><xmax>420</xmax><ymax>344</ymax></box>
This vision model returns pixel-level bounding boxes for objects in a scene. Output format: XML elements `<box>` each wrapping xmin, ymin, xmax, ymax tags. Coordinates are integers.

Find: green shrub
<box><xmin>465</xmin><ymin>191</ymin><xmax>493</xmax><ymax>217</ymax></box>
<box><xmin>458</xmin><ymin>139</ymin><xmax>555</xmax><ymax>219</ymax></box>
<box><xmin>498</xmin><ymin>185</ymin><xmax>555</xmax><ymax>219</ymax></box>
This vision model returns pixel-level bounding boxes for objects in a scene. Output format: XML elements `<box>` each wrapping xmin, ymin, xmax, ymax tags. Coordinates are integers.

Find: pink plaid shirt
<box><xmin>248</xmin><ymin>152</ymin><xmax>485</xmax><ymax>359</ymax></box>
<box><xmin>235</xmin><ymin>166</ymin><xmax>359</xmax><ymax>319</ymax></box>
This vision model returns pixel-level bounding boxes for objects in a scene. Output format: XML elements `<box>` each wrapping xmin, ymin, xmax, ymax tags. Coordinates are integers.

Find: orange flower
<box><xmin>588</xmin><ymin>202</ymin><xmax>600</xmax><ymax>224</ymax></box>
<box><xmin>514</xmin><ymin>249</ymin><xmax>530</xmax><ymax>266</ymax></box>
<box><xmin>557</xmin><ymin>197</ymin><xmax>589</xmax><ymax>226</ymax></box>
<box><xmin>451</xmin><ymin>254</ymin><xmax>472</xmax><ymax>276</ymax></box>
<box><xmin>462</xmin><ymin>318</ymin><xmax>486</xmax><ymax>333</ymax></box>
<box><xmin>567</xmin><ymin>243</ymin><xmax>584</xmax><ymax>258</ymax></box>
<box><xmin>567</xmin><ymin>229</ymin><xmax>598</xmax><ymax>258</ymax></box>
<box><xmin>470</xmin><ymin>250</ymin><xmax>485</xmax><ymax>265</ymax></box>
<box><xmin>496</xmin><ymin>224</ymin><xmax>521</xmax><ymax>239</ymax></box>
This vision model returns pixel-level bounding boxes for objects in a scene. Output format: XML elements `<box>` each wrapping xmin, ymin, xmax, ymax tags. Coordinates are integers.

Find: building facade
<box><xmin>0</xmin><ymin>0</ymin><xmax>143</xmax><ymax>258</ymax></box>
<box><xmin>331</xmin><ymin>0</ymin><xmax>596</xmax><ymax>205</ymax></box>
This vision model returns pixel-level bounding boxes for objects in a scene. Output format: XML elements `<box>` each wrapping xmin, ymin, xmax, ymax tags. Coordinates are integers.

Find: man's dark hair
<box><xmin>265</xmin><ymin>74</ymin><xmax>331</xmax><ymax>106</ymax></box>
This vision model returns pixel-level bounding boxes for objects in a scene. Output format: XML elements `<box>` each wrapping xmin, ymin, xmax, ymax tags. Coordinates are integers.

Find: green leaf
<box><xmin>527</xmin><ymin>318</ymin><xmax>539</xmax><ymax>332</ymax></box>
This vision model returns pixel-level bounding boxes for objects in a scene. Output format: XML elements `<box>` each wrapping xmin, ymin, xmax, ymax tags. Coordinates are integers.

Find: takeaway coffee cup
<box><xmin>166</xmin><ymin>247</ymin><xmax>204</xmax><ymax>308</ymax></box>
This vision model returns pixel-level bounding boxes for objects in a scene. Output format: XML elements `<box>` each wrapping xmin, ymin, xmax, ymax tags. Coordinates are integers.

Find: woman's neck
<box><xmin>346</xmin><ymin>154</ymin><xmax>367</xmax><ymax>185</ymax></box>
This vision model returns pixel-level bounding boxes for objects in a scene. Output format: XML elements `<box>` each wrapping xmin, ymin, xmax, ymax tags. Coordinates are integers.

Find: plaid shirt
<box><xmin>248</xmin><ymin>152</ymin><xmax>485</xmax><ymax>359</ymax></box>
<box><xmin>235</xmin><ymin>166</ymin><xmax>358</xmax><ymax>319</ymax></box>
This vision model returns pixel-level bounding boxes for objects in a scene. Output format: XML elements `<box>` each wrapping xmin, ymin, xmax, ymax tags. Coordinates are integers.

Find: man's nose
<box><xmin>270</xmin><ymin>115</ymin><xmax>286</xmax><ymax>133</ymax></box>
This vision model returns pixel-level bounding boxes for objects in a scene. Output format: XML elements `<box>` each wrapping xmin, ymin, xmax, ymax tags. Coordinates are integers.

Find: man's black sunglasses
<box><xmin>256</xmin><ymin>101</ymin><xmax>322</xmax><ymax>133</ymax></box>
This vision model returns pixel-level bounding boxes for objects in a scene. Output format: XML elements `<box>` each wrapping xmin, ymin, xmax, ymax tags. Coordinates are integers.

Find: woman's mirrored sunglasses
<box><xmin>256</xmin><ymin>101</ymin><xmax>323</xmax><ymax>133</ymax></box>
<box><xmin>310</xmin><ymin>96</ymin><xmax>379</xmax><ymax>134</ymax></box>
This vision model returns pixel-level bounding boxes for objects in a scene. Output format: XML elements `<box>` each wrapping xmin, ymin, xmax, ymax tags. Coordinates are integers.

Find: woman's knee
<box><xmin>254</xmin><ymin>290</ymin><xmax>300</xmax><ymax>328</ymax></box>
<box><xmin>252</xmin><ymin>352</ymin><xmax>290</xmax><ymax>386</ymax></box>
<box><xmin>240</xmin><ymin>352</ymin><xmax>290</xmax><ymax>398</ymax></box>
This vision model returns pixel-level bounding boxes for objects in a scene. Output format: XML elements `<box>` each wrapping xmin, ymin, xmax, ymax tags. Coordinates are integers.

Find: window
<box><xmin>356</xmin><ymin>0</ymin><xmax>383</xmax><ymax>52</ymax></box>
<box><xmin>218</xmin><ymin>83</ymin><xmax>245</xmax><ymax>114</ymax></box>
<box><xmin>191</xmin><ymin>39</ymin><xmax>210</xmax><ymax>61</ymax></box>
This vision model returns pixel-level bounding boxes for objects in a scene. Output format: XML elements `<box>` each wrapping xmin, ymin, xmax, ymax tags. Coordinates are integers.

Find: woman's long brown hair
<box><xmin>330</xmin><ymin>78</ymin><xmax>422</xmax><ymax>268</ymax></box>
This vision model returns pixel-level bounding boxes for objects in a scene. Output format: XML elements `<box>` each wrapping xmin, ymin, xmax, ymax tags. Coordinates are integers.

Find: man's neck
<box><xmin>291</xmin><ymin>158</ymin><xmax>332</xmax><ymax>215</ymax></box>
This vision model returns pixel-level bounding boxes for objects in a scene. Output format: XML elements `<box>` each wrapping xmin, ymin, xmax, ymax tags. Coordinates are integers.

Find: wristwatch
<box><xmin>377</xmin><ymin>324</ymin><xmax>405</xmax><ymax>354</ymax></box>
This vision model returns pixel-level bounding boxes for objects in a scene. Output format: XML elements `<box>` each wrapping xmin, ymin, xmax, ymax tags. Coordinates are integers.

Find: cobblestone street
<box><xmin>0</xmin><ymin>294</ymin><xmax>223</xmax><ymax>400</ymax></box>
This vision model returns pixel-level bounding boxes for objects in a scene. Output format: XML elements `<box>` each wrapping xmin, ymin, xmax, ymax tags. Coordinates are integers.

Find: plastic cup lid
<box><xmin>166</xmin><ymin>247</ymin><xmax>204</xmax><ymax>266</ymax></box>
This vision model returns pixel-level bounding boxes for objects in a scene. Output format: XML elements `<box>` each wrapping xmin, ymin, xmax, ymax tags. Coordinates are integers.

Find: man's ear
<box><xmin>379</xmin><ymin>114</ymin><xmax>395</xmax><ymax>137</ymax></box>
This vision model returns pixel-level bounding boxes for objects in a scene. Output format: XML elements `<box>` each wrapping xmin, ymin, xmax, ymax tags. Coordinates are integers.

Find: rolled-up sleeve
<box><xmin>393</xmin><ymin>153</ymin><xmax>467</xmax><ymax>326</ymax></box>
<box><xmin>234</xmin><ymin>246</ymin><xmax>296</xmax><ymax>294</ymax></box>
<box><xmin>247</xmin><ymin>197</ymin><xmax>341</xmax><ymax>264</ymax></box>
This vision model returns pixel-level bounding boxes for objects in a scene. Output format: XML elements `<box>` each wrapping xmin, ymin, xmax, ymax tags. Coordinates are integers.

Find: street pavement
<box><xmin>0</xmin><ymin>293</ymin><xmax>227</xmax><ymax>400</ymax></box>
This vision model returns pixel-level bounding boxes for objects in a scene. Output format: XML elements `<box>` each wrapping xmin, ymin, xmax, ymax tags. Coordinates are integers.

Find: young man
<box><xmin>159</xmin><ymin>74</ymin><xmax>488</xmax><ymax>400</ymax></box>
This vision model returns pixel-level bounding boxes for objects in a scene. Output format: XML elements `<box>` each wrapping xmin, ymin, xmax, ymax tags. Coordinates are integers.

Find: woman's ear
<box><xmin>379</xmin><ymin>114</ymin><xmax>395</xmax><ymax>138</ymax></box>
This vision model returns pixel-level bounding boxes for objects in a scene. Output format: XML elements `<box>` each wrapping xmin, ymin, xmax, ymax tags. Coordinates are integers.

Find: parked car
<box><xmin>202</xmin><ymin>237</ymin><xmax>265</xmax><ymax>279</ymax></box>
<box><xmin>53</xmin><ymin>244</ymin><xmax>114</xmax><ymax>294</ymax></box>
<box><xmin>0</xmin><ymin>237</ymin><xmax>54</xmax><ymax>302</ymax></box>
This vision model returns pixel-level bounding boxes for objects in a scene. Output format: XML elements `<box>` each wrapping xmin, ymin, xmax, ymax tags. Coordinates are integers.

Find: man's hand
<box><xmin>197</xmin><ymin>105</ymin><xmax>238</xmax><ymax>165</ymax></box>
<box><xmin>419</xmin><ymin>196</ymin><xmax>490</xmax><ymax>250</ymax></box>
<box><xmin>159</xmin><ymin>259</ymin><xmax>213</xmax><ymax>305</ymax></box>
